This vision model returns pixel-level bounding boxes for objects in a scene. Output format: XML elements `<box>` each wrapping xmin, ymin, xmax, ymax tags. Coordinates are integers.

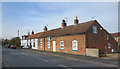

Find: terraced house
<box><xmin>26</xmin><ymin>31</ymin><xmax>42</xmax><ymax>50</ymax></box>
<box><xmin>110</xmin><ymin>32</ymin><xmax>120</xmax><ymax>47</ymax></box>
<box><xmin>37</xmin><ymin>17</ymin><xmax>118</xmax><ymax>56</ymax></box>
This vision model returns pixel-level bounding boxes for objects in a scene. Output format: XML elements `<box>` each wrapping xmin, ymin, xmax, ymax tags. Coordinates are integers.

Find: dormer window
<box><xmin>93</xmin><ymin>25</ymin><xmax>97</xmax><ymax>34</ymax></box>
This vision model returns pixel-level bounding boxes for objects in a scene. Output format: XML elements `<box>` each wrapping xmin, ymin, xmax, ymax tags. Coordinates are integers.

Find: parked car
<box><xmin>5</xmin><ymin>45</ymin><xmax>9</xmax><ymax>48</ymax></box>
<box><xmin>10</xmin><ymin>45</ymin><xmax>17</xmax><ymax>49</ymax></box>
<box><xmin>22</xmin><ymin>46</ymin><xmax>28</xmax><ymax>49</ymax></box>
<box><xmin>8</xmin><ymin>45</ymin><xmax>11</xmax><ymax>48</ymax></box>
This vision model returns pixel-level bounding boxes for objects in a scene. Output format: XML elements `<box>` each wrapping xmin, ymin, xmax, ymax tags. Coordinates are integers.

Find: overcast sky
<box><xmin>2</xmin><ymin>2</ymin><xmax>118</xmax><ymax>39</ymax></box>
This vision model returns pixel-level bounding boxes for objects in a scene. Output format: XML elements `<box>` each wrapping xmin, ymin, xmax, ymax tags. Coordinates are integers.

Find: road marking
<box><xmin>33</xmin><ymin>56</ymin><xmax>48</xmax><ymax>62</ymax></box>
<box><xmin>59</xmin><ymin>64</ymin><xmax>68</xmax><ymax>68</ymax></box>
<box><xmin>59</xmin><ymin>64</ymin><xmax>72</xmax><ymax>69</ymax></box>
<box><xmin>22</xmin><ymin>49</ymin><xmax>118</xmax><ymax>67</ymax></box>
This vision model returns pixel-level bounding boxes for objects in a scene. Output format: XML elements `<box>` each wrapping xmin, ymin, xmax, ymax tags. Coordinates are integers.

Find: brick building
<box><xmin>37</xmin><ymin>17</ymin><xmax>118</xmax><ymax>55</ymax></box>
<box><xmin>110</xmin><ymin>32</ymin><xmax>120</xmax><ymax>42</ymax></box>
<box><xmin>110</xmin><ymin>32</ymin><xmax>120</xmax><ymax>47</ymax></box>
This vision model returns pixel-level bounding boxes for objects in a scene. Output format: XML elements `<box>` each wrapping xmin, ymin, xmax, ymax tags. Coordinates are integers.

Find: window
<box><xmin>106</xmin><ymin>35</ymin><xmax>109</xmax><ymax>40</ymax></box>
<box><xmin>40</xmin><ymin>38</ymin><xmax>42</xmax><ymax>48</ymax></box>
<box><xmin>93</xmin><ymin>26</ymin><xmax>97</xmax><ymax>34</ymax></box>
<box><xmin>72</xmin><ymin>40</ymin><xmax>78</xmax><ymax>51</ymax></box>
<box><xmin>117</xmin><ymin>37</ymin><xmax>119</xmax><ymax>41</ymax></box>
<box><xmin>108</xmin><ymin>43</ymin><xmax>111</xmax><ymax>48</ymax></box>
<box><xmin>40</xmin><ymin>42</ymin><xmax>42</xmax><ymax>48</ymax></box>
<box><xmin>33</xmin><ymin>39</ymin><xmax>35</xmax><ymax>47</ymax></box>
<box><xmin>40</xmin><ymin>38</ymin><xmax>42</xmax><ymax>41</ymax></box>
<box><xmin>60</xmin><ymin>41</ymin><xmax>64</xmax><ymax>50</ymax></box>
<box><xmin>47</xmin><ymin>37</ymin><xmax>52</xmax><ymax>40</ymax></box>
<box><xmin>47</xmin><ymin>41</ymin><xmax>50</xmax><ymax>48</ymax></box>
<box><xmin>100</xmin><ymin>28</ymin><xmax>102</xmax><ymax>30</ymax></box>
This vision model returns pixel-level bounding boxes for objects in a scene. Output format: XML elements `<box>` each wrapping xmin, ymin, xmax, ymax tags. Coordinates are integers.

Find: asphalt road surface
<box><xmin>2</xmin><ymin>47</ymin><xmax>118</xmax><ymax>68</ymax></box>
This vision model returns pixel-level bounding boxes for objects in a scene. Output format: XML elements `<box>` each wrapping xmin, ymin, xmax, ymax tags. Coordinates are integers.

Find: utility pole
<box><xmin>18</xmin><ymin>30</ymin><xmax>19</xmax><ymax>47</ymax></box>
<box><xmin>18</xmin><ymin>30</ymin><xmax>19</xmax><ymax>37</ymax></box>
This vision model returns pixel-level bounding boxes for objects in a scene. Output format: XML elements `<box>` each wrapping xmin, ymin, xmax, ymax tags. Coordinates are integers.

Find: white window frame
<box><xmin>40</xmin><ymin>42</ymin><xmax>42</xmax><ymax>48</ymax></box>
<box><xmin>108</xmin><ymin>43</ymin><xmax>111</xmax><ymax>48</ymax></box>
<box><xmin>47</xmin><ymin>41</ymin><xmax>50</xmax><ymax>48</ymax></box>
<box><xmin>93</xmin><ymin>26</ymin><xmax>97</xmax><ymax>34</ymax></box>
<box><xmin>60</xmin><ymin>41</ymin><xmax>64</xmax><ymax>50</ymax></box>
<box><xmin>40</xmin><ymin>38</ymin><xmax>42</xmax><ymax>41</ymax></box>
<box><xmin>47</xmin><ymin>37</ymin><xmax>52</xmax><ymax>40</ymax></box>
<box><xmin>106</xmin><ymin>35</ymin><xmax>109</xmax><ymax>40</ymax></box>
<box><xmin>72</xmin><ymin>40</ymin><xmax>78</xmax><ymax>51</ymax></box>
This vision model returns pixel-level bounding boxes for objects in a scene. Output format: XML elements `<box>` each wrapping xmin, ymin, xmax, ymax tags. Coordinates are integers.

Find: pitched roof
<box><xmin>110</xmin><ymin>32</ymin><xmax>120</xmax><ymax>37</ymax></box>
<box><xmin>27</xmin><ymin>32</ymin><xmax>42</xmax><ymax>39</ymax></box>
<box><xmin>39</xmin><ymin>20</ymin><xmax>97</xmax><ymax>38</ymax></box>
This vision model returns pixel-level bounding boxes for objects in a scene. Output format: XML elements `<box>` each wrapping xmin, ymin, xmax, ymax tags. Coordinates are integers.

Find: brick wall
<box><xmin>86</xmin><ymin>22</ymin><xmax>118</xmax><ymax>54</ymax></box>
<box><xmin>38</xmin><ymin>34</ymin><xmax>86</xmax><ymax>55</ymax></box>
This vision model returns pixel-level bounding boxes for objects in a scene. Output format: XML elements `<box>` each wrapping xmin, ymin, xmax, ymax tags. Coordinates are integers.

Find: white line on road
<box><xmin>59</xmin><ymin>64</ymin><xmax>72</xmax><ymax>69</ymax></box>
<box><xmin>33</xmin><ymin>56</ymin><xmax>48</xmax><ymax>62</ymax></box>
<box><xmin>59</xmin><ymin>64</ymin><xmax>68</xmax><ymax>68</ymax></box>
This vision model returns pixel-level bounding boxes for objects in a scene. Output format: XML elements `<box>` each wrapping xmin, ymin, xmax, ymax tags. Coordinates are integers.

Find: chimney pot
<box><xmin>32</xmin><ymin>31</ymin><xmax>34</xmax><ymax>35</ymax></box>
<box><xmin>44</xmin><ymin>26</ymin><xmax>47</xmax><ymax>32</ymax></box>
<box><xmin>62</xmin><ymin>19</ymin><xmax>67</xmax><ymax>28</ymax></box>
<box><xmin>74</xmin><ymin>16</ymin><xmax>79</xmax><ymax>24</ymax></box>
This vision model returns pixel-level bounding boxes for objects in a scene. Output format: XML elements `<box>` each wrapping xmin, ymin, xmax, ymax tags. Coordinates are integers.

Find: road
<box><xmin>2</xmin><ymin>47</ymin><xmax>118</xmax><ymax>68</ymax></box>
<box><xmin>0</xmin><ymin>46</ymin><xmax>2</xmax><ymax>69</ymax></box>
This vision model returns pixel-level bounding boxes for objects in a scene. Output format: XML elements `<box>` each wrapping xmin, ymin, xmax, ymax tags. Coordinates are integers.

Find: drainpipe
<box><xmin>44</xmin><ymin>38</ymin><xmax>45</xmax><ymax>51</ymax></box>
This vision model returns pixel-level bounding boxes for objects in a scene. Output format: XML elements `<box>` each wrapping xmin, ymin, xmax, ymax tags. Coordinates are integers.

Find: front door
<box><xmin>53</xmin><ymin>41</ymin><xmax>56</xmax><ymax>52</ymax></box>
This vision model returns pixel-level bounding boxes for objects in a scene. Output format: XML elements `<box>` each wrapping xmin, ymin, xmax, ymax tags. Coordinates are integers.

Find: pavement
<box><xmin>2</xmin><ymin>47</ymin><xmax>119</xmax><ymax>68</ymax></box>
<box><xmin>101</xmin><ymin>53</ymin><xmax>119</xmax><ymax>61</ymax></box>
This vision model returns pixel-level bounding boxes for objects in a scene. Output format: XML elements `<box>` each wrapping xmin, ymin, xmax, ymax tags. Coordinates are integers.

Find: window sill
<box><xmin>72</xmin><ymin>50</ymin><xmax>78</xmax><ymax>51</ymax></box>
<box><xmin>60</xmin><ymin>48</ymin><xmax>64</xmax><ymax>50</ymax></box>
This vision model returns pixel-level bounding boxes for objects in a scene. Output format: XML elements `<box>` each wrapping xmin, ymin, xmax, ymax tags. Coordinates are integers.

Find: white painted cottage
<box><xmin>21</xmin><ymin>35</ymin><xmax>29</xmax><ymax>48</ymax></box>
<box><xmin>26</xmin><ymin>31</ymin><xmax>42</xmax><ymax>50</ymax></box>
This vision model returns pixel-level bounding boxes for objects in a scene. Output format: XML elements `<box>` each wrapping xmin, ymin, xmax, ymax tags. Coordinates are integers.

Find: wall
<box><xmin>31</xmin><ymin>39</ymin><xmax>38</xmax><ymax>50</ymax></box>
<box><xmin>87</xmin><ymin>21</ymin><xmax>118</xmax><ymax>54</ymax></box>
<box><xmin>86</xmin><ymin>48</ymin><xmax>100</xmax><ymax>57</ymax></box>
<box><xmin>27</xmin><ymin>39</ymin><xmax>31</xmax><ymax>48</ymax></box>
<box><xmin>38</xmin><ymin>34</ymin><xmax>86</xmax><ymax>55</ymax></box>
<box><xmin>21</xmin><ymin>40</ymin><xmax>27</xmax><ymax>47</ymax></box>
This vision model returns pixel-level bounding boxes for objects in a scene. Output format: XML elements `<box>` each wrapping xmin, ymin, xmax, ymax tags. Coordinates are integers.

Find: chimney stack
<box><xmin>62</xmin><ymin>19</ymin><xmax>67</xmax><ymax>28</ymax></box>
<box><xmin>32</xmin><ymin>30</ymin><xmax>34</xmax><ymax>35</ymax></box>
<box><xmin>28</xmin><ymin>32</ymin><xmax>30</xmax><ymax>36</ymax></box>
<box><xmin>44</xmin><ymin>26</ymin><xmax>47</xmax><ymax>32</ymax></box>
<box><xmin>74</xmin><ymin>16</ymin><xmax>79</xmax><ymax>24</ymax></box>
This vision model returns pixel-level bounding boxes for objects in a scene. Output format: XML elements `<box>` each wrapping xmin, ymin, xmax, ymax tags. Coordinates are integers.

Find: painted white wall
<box><xmin>31</xmin><ymin>38</ymin><xmax>38</xmax><ymax>50</ymax></box>
<box><xmin>21</xmin><ymin>40</ymin><xmax>27</xmax><ymax>47</ymax></box>
<box><xmin>27</xmin><ymin>39</ymin><xmax>30</xmax><ymax>48</ymax></box>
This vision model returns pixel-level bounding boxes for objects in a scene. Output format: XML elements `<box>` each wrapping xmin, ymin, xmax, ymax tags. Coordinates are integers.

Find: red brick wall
<box><xmin>38</xmin><ymin>34</ymin><xmax>86</xmax><ymax>55</ymax></box>
<box><xmin>55</xmin><ymin>34</ymin><xmax>86</xmax><ymax>55</ymax></box>
<box><xmin>86</xmin><ymin>22</ymin><xmax>118</xmax><ymax>54</ymax></box>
